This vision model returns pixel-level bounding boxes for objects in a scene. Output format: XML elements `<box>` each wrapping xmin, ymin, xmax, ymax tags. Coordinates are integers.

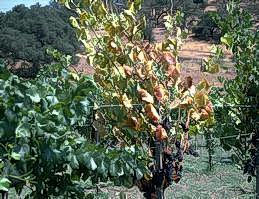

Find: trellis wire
<box><xmin>88</xmin><ymin>103</ymin><xmax>257</xmax><ymax>109</ymax></box>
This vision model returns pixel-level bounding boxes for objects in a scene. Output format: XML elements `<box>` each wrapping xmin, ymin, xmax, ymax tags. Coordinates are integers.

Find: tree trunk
<box><xmin>155</xmin><ymin>141</ymin><xmax>164</xmax><ymax>199</ymax></box>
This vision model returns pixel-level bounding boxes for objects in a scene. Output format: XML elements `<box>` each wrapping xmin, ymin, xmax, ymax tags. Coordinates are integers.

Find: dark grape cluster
<box><xmin>136</xmin><ymin>141</ymin><xmax>185</xmax><ymax>198</ymax></box>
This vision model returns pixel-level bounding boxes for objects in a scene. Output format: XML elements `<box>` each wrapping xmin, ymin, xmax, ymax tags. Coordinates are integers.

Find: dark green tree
<box><xmin>0</xmin><ymin>3</ymin><xmax>80</xmax><ymax>77</ymax></box>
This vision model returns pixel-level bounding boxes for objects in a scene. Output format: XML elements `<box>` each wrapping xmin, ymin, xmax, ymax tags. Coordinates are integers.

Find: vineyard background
<box><xmin>0</xmin><ymin>0</ymin><xmax>258</xmax><ymax>198</ymax></box>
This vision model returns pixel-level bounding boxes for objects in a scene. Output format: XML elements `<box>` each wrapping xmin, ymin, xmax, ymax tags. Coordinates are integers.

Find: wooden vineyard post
<box><xmin>155</xmin><ymin>140</ymin><xmax>164</xmax><ymax>199</ymax></box>
<box><xmin>0</xmin><ymin>191</ymin><xmax>8</xmax><ymax>199</ymax></box>
<box><xmin>256</xmin><ymin>130</ymin><xmax>259</xmax><ymax>199</ymax></box>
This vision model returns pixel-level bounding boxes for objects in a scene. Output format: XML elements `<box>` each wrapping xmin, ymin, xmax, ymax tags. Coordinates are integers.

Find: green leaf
<box><xmin>109</xmin><ymin>162</ymin><xmax>117</xmax><ymax>177</ymax></box>
<box><xmin>11</xmin><ymin>152</ymin><xmax>21</xmax><ymax>160</ymax></box>
<box><xmin>97</xmin><ymin>160</ymin><xmax>107</xmax><ymax>176</ymax></box>
<box><xmin>89</xmin><ymin>158</ymin><xmax>97</xmax><ymax>171</ymax></box>
<box><xmin>71</xmin><ymin>155</ymin><xmax>79</xmax><ymax>169</ymax></box>
<box><xmin>135</xmin><ymin>168</ymin><xmax>143</xmax><ymax>180</ymax></box>
<box><xmin>83</xmin><ymin>153</ymin><xmax>97</xmax><ymax>171</ymax></box>
<box><xmin>27</xmin><ymin>87</ymin><xmax>41</xmax><ymax>103</ymax></box>
<box><xmin>0</xmin><ymin>178</ymin><xmax>11</xmax><ymax>192</ymax></box>
<box><xmin>15</xmin><ymin>118</ymin><xmax>30</xmax><ymax>138</ymax></box>
<box><xmin>221</xmin><ymin>34</ymin><xmax>233</xmax><ymax>47</ymax></box>
<box><xmin>70</xmin><ymin>16</ymin><xmax>80</xmax><ymax>29</ymax></box>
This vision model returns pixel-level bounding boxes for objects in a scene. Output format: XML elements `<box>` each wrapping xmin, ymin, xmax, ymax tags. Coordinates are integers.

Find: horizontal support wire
<box><xmin>88</xmin><ymin>104</ymin><xmax>257</xmax><ymax>109</ymax></box>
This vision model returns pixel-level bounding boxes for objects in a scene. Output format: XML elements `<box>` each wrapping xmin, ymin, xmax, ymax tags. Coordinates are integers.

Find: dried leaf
<box><xmin>200</xmin><ymin>109</ymin><xmax>209</xmax><ymax>120</ymax></box>
<box><xmin>145</xmin><ymin>104</ymin><xmax>160</xmax><ymax>123</ymax></box>
<box><xmin>167</xmin><ymin>65</ymin><xmax>180</xmax><ymax>79</ymax></box>
<box><xmin>138</xmin><ymin>88</ymin><xmax>154</xmax><ymax>104</ymax></box>
<box><xmin>123</xmin><ymin>65</ymin><xmax>133</xmax><ymax>76</ymax></box>
<box><xmin>163</xmin><ymin>51</ymin><xmax>176</xmax><ymax>65</ymax></box>
<box><xmin>154</xmin><ymin>84</ymin><xmax>168</xmax><ymax>102</ymax></box>
<box><xmin>136</xmin><ymin>68</ymin><xmax>145</xmax><ymax>79</ymax></box>
<box><xmin>156</xmin><ymin>125</ymin><xmax>168</xmax><ymax>141</ymax></box>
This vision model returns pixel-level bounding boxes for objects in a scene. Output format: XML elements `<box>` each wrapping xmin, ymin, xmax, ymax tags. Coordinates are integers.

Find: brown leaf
<box><xmin>123</xmin><ymin>65</ymin><xmax>133</xmax><ymax>76</ymax></box>
<box><xmin>205</xmin><ymin>101</ymin><xmax>213</xmax><ymax>115</ymax></box>
<box><xmin>163</xmin><ymin>51</ymin><xmax>176</xmax><ymax>65</ymax></box>
<box><xmin>154</xmin><ymin>84</ymin><xmax>167</xmax><ymax>102</ymax></box>
<box><xmin>145</xmin><ymin>104</ymin><xmax>160</xmax><ymax>123</ymax></box>
<box><xmin>200</xmin><ymin>109</ymin><xmax>209</xmax><ymax>120</ymax></box>
<box><xmin>138</xmin><ymin>88</ymin><xmax>154</xmax><ymax>103</ymax></box>
<box><xmin>167</xmin><ymin>65</ymin><xmax>180</xmax><ymax>79</ymax></box>
<box><xmin>156</xmin><ymin>125</ymin><xmax>168</xmax><ymax>141</ymax></box>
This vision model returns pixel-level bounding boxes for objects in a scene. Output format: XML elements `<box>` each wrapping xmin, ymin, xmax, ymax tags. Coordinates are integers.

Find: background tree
<box><xmin>0</xmin><ymin>2</ymin><xmax>80</xmax><ymax>77</ymax></box>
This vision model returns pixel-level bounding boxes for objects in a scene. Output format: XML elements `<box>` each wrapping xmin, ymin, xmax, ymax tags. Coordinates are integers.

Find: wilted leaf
<box><xmin>145</xmin><ymin>104</ymin><xmax>160</xmax><ymax>123</ymax></box>
<box><xmin>154</xmin><ymin>84</ymin><xmax>167</xmax><ymax>102</ymax></box>
<box><xmin>156</xmin><ymin>125</ymin><xmax>168</xmax><ymax>141</ymax></box>
<box><xmin>163</xmin><ymin>51</ymin><xmax>176</xmax><ymax>65</ymax></box>
<box><xmin>138</xmin><ymin>88</ymin><xmax>154</xmax><ymax>104</ymax></box>
<box><xmin>123</xmin><ymin>65</ymin><xmax>133</xmax><ymax>76</ymax></box>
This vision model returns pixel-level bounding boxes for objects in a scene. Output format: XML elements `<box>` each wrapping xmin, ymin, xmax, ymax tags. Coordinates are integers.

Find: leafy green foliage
<box><xmin>0</xmin><ymin>2</ymin><xmax>80</xmax><ymax>77</ymax></box>
<box><xmin>0</xmin><ymin>53</ymin><xmax>149</xmax><ymax>197</ymax></box>
<box><xmin>210</xmin><ymin>0</ymin><xmax>258</xmax><ymax>178</ymax></box>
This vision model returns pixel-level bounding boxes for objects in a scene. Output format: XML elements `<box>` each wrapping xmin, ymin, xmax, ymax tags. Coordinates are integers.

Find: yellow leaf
<box><xmin>71</xmin><ymin>72</ymin><xmax>80</xmax><ymax>81</ymax></box>
<box><xmin>137</xmin><ymin>50</ymin><xmax>145</xmax><ymax>62</ymax></box>
<box><xmin>121</xmin><ymin>94</ymin><xmax>133</xmax><ymax>109</ymax></box>
<box><xmin>110</xmin><ymin>41</ymin><xmax>117</xmax><ymax>49</ymax></box>
<box><xmin>194</xmin><ymin>91</ymin><xmax>208</xmax><ymax>108</ymax></box>
<box><xmin>197</xmin><ymin>79</ymin><xmax>210</xmax><ymax>92</ymax></box>
<box><xmin>189</xmin><ymin>109</ymin><xmax>200</xmax><ymax>121</ymax></box>
<box><xmin>155</xmin><ymin>42</ymin><xmax>163</xmax><ymax>51</ymax></box>
<box><xmin>144</xmin><ymin>60</ymin><xmax>153</xmax><ymax>75</ymax></box>
<box><xmin>129</xmin><ymin>49</ymin><xmax>135</xmax><ymax>62</ymax></box>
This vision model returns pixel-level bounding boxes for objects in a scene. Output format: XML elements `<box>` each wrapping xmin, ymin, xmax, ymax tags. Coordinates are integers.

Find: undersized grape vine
<box><xmin>209</xmin><ymin>0</ymin><xmax>258</xmax><ymax>191</ymax></box>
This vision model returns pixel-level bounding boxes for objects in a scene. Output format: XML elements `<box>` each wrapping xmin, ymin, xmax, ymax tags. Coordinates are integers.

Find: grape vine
<box><xmin>58</xmin><ymin>0</ymin><xmax>216</xmax><ymax>197</ymax></box>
